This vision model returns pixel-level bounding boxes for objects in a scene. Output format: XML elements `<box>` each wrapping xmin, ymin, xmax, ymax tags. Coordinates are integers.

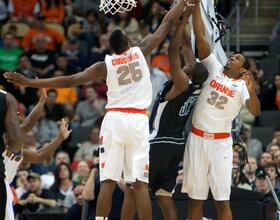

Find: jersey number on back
<box><xmin>117</xmin><ymin>62</ymin><xmax>142</xmax><ymax>86</ymax></box>
<box><xmin>207</xmin><ymin>91</ymin><xmax>228</xmax><ymax>110</ymax></box>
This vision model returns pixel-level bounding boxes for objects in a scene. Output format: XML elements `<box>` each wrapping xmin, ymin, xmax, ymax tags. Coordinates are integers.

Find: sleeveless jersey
<box><xmin>149</xmin><ymin>81</ymin><xmax>202</xmax><ymax>145</ymax></box>
<box><xmin>0</xmin><ymin>89</ymin><xmax>7</xmax><ymax>178</ymax></box>
<box><xmin>104</xmin><ymin>47</ymin><xmax>152</xmax><ymax>109</ymax></box>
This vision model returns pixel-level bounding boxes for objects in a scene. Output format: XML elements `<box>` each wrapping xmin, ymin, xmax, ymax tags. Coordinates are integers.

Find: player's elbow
<box><xmin>251</xmin><ymin>109</ymin><xmax>261</xmax><ymax>117</ymax></box>
<box><xmin>82</xmin><ymin>190</ymin><xmax>94</xmax><ymax>201</ymax></box>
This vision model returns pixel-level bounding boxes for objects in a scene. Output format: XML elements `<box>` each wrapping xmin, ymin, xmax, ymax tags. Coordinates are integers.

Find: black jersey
<box><xmin>0</xmin><ymin>90</ymin><xmax>7</xmax><ymax>178</ymax></box>
<box><xmin>149</xmin><ymin>81</ymin><xmax>202</xmax><ymax>145</ymax></box>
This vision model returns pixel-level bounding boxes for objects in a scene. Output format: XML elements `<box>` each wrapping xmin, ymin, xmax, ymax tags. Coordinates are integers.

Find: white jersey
<box><xmin>192</xmin><ymin>53</ymin><xmax>250</xmax><ymax>133</ymax></box>
<box><xmin>3</xmin><ymin>150</ymin><xmax>22</xmax><ymax>184</ymax></box>
<box><xmin>104</xmin><ymin>47</ymin><xmax>152</xmax><ymax>109</ymax></box>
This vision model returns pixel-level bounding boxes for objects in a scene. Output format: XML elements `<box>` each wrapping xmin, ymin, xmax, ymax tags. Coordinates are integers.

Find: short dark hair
<box><xmin>242</xmin><ymin>55</ymin><xmax>250</xmax><ymax>70</ymax></box>
<box><xmin>109</xmin><ymin>29</ymin><xmax>129</xmax><ymax>54</ymax></box>
<box><xmin>189</xmin><ymin>63</ymin><xmax>209</xmax><ymax>85</ymax></box>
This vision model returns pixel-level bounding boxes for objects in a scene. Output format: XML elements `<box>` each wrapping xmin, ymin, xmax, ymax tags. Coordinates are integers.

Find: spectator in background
<box><xmin>6</xmin><ymin>55</ymin><xmax>38</xmax><ymax>109</ymax></box>
<box><xmin>241</xmin><ymin>124</ymin><xmax>263</xmax><ymax>160</ymax></box>
<box><xmin>18</xmin><ymin>173</ymin><xmax>56</xmax><ymax>212</ymax></box>
<box><xmin>88</xmin><ymin>33</ymin><xmax>110</xmax><ymax>65</ymax></box>
<box><xmin>261</xmin><ymin>73</ymin><xmax>280</xmax><ymax>110</ymax></box>
<box><xmin>73</xmin><ymin>87</ymin><xmax>105</xmax><ymax>128</ymax></box>
<box><xmin>55</xmin><ymin>52</ymin><xmax>75</xmax><ymax>75</ymax></box>
<box><xmin>55</xmin><ymin>151</ymin><xmax>71</xmax><ymax>166</ymax></box>
<box><xmin>260</xmin><ymin>152</ymin><xmax>273</xmax><ymax>167</ymax></box>
<box><xmin>249</xmin><ymin>58</ymin><xmax>263</xmax><ymax>81</ymax></box>
<box><xmin>64</xmin><ymin>184</ymin><xmax>85</xmax><ymax>220</ymax></box>
<box><xmin>75</xmin><ymin>9</ymin><xmax>102</xmax><ymax>51</ymax></box>
<box><xmin>139</xmin><ymin>20</ymin><xmax>151</xmax><ymax>39</ymax></box>
<box><xmin>273</xmin><ymin>150</ymin><xmax>280</xmax><ymax>173</ymax></box>
<box><xmin>22</xmin><ymin>15</ymin><xmax>65</xmax><ymax>51</ymax></box>
<box><xmin>73</xmin><ymin>126</ymin><xmax>100</xmax><ymax>163</ymax></box>
<box><xmin>40</xmin><ymin>0</ymin><xmax>65</xmax><ymax>24</ymax></box>
<box><xmin>143</xmin><ymin>1</ymin><xmax>165</xmax><ymax>33</ymax></box>
<box><xmin>50</xmin><ymin>162</ymin><xmax>75</xmax><ymax>209</ymax></box>
<box><xmin>8</xmin><ymin>0</ymin><xmax>40</xmax><ymax>23</ymax></box>
<box><xmin>151</xmin><ymin>41</ymin><xmax>170</xmax><ymax>75</ymax></box>
<box><xmin>16</xmin><ymin>54</ymin><xmax>37</xmax><ymax>79</ymax></box>
<box><xmin>264</xmin><ymin>162</ymin><xmax>280</xmax><ymax>191</ymax></box>
<box><xmin>244</xmin><ymin>156</ymin><xmax>258</xmax><ymax>185</ymax></box>
<box><xmin>0</xmin><ymin>0</ymin><xmax>8</xmax><ymax>24</ymax></box>
<box><xmin>268</xmin><ymin>144</ymin><xmax>280</xmax><ymax>157</ymax></box>
<box><xmin>107</xmin><ymin>11</ymin><xmax>139</xmax><ymax>41</ymax></box>
<box><xmin>267</xmin><ymin>127</ymin><xmax>280</xmax><ymax>151</ymax></box>
<box><xmin>65</xmin><ymin>38</ymin><xmax>86</xmax><ymax>73</ymax></box>
<box><xmin>73</xmin><ymin>160</ymin><xmax>90</xmax><ymax>184</ymax></box>
<box><xmin>15</xmin><ymin>168</ymin><xmax>30</xmax><ymax>199</ymax></box>
<box><xmin>73</xmin><ymin>0</ymin><xmax>99</xmax><ymax>16</ymax></box>
<box><xmin>254</xmin><ymin>168</ymin><xmax>280</xmax><ymax>207</ymax></box>
<box><xmin>26</xmin><ymin>33</ymin><xmax>56</xmax><ymax>78</ymax></box>
<box><xmin>45</xmin><ymin>89</ymin><xmax>65</xmax><ymax>121</ymax></box>
<box><xmin>0</xmin><ymin>32</ymin><xmax>22</xmax><ymax>72</ymax></box>
<box><xmin>51</xmin><ymin>70</ymin><xmax>78</xmax><ymax>105</ymax></box>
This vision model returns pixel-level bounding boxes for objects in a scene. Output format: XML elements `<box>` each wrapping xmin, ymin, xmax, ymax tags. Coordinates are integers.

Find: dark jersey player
<box><xmin>0</xmin><ymin>89</ymin><xmax>22</xmax><ymax>220</ymax></box>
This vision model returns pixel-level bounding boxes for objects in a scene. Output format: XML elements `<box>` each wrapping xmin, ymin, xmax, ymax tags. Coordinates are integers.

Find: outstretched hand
<box><xmin>241</xmin><ymin>70</ymin><xmax>255</xmax><ymax>93</ymax></box>
<box><xmin>58</xmin><ymin>118</ymin><xmax>72</xmax><ymax>140</ymax></box>
<box><xmin>4</xmin><ymin>71</ymin><xmax>30</xmax><ymax>87</ymax></box>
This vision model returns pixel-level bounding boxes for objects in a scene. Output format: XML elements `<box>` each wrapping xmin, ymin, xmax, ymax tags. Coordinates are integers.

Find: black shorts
<box><xmin>149</xmin><ymin>141</ymin><xmax>185</xmax><ymax>195</ymax></box>
<box><xmin>0</xmin><ymin>177</ymin><xmax>7</xmax><ymax>220</ymax></box>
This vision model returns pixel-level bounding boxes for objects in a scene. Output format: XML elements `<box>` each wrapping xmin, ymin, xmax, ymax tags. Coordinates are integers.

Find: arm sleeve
<box><xmin>200</xmin><ymin>53</ymin><xmax>224</xmax><ymax>77</ymax></box>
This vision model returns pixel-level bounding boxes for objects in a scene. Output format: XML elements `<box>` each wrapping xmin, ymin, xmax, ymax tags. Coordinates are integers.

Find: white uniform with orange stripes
<box><xmin>3</xmin><ymin>150</ymin><xmax>23</xmax><ymax>220</ymax></box>
<box><xmin>182</xmin><ymin>53</ymin><xmax>250</xmax><ymax>200</ymax></box>
<box><xmin>100</xmin><ymin>46</ymin><xmax>152</xmax><ymax>183</ymax></box>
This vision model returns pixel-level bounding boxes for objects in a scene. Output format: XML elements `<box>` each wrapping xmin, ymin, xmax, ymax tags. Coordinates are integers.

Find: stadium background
<box><xmin>0</xmin><ymin>0</ymin><xmax>279</xmax><ymax>219</ymax></box>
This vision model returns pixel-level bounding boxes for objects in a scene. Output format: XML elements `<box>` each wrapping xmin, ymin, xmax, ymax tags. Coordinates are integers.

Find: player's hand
<box><xmin>58</xmin><ymin>118</ymin><xmax>72</xmax><ymax>140</ymax></box>
<box><xmin>184</xmin><ymin>0</ymin><xmax>196</xmax><ymax>16</ymax></box>
<box><xmin>39</xmin><ymin>86</ymin><xmax>47</xmax><ymax>102</ymax></box>
<box><xmin>4</xmin><ymin>71</ymin><xmax>30</xmax><ymax>87</ymax></box>
<box><xmin>241</xmin><ymin>70</ymin><xmax>255</xmax><ymax>93</ymax></box>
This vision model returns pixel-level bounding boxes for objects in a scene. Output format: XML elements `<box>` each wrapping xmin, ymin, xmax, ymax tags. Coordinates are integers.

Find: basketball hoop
<box><xmin>99</xmin><ymin>0</ymin><xmax>137</xmax><ymax>15</ymax></box>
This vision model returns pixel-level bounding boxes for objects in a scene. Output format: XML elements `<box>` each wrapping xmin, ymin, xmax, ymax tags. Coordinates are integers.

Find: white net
<box><xmin>99</xmin><ymin>0</ymin><xmax>137</xmax><ymax>15</ymax></box>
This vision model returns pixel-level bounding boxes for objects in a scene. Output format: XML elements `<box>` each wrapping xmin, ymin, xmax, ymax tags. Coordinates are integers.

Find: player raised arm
<box><xmin>4</xmin><ymin>62</ymin><xmax>107</xmax><ymax>88</ymax></box>
<box><xmin>166</xmin><ymin>13</ymin><xmax>193</xmax><ymax>100</ymax></box>
<box><xmin>5</xmin><ymin>93</ymin><xmax>22</xmax><ymax>153</ymax></box>
<box><xmin>192</xmin><ymin>0</ymin><xmax>211</xmax><ymax>60</ymax></box>
<box><xmin>22</xmin><ymin>118</ymin><xmax>71</xmax><ymax>163</ymax></box>
<box><xmin>139</xmin><ymin>0</ymin><xmax>195</xmax><ymax>61</ymax></box>
<box><xmin>20</xmin><ymin>88</ymin><xmax>47</xmax><ymax>133</ymax></box>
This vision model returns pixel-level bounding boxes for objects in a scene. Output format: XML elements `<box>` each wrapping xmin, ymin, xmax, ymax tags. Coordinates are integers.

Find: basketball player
<box><xmin>182</xmin><ymin>1</ymin><xmax>261</xmax><ymax>220</ymax></box>
<box><xmin>4</xmin><ymin>1</ymin><xmax>193</xmax><ymax>219</ymax></box>
<box><xmin>0</xmin><ymin>90</ymin><xmax>22</xmax><ymax>220</ymax></box>
<box><xmin>4</xmin><ymin>88</ymin><xmax>71</xmax><ymax>220</ymax></box>
<box><xmin>121</xmin><ymin>11</ymin><xmax>209</xmax><ymax>220</ymax></box>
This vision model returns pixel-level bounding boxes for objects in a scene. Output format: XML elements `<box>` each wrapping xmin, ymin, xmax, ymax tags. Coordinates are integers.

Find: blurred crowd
<box><xmin>0</xmin><ymin>0</ymin><xmax>279</xmax><ymax>219</ymax></box>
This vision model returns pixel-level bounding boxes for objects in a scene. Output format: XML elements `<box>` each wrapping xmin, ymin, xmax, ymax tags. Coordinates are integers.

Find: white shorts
<box><xmin>99</xmin><ymin>111</ymin><xmax>150</xmax><ymax>183</ymax></box>
<box><xmin>5</xmin><ymin>179</ymin><xmax>15</xmax><ymax>220</ymax></box>
<box><xmin>182</xmin><ymin>132</ymin><xmax>233</xmax><ymax>201</ymax></box>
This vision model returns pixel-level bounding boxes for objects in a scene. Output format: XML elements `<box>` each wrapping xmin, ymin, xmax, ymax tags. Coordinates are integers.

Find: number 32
<box><xmin>207</xmin><ymin>91</ymin><xmax>228</xmax><ymax>110</ymax></box>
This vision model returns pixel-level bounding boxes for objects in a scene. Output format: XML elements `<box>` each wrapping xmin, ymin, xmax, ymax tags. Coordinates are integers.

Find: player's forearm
<box><xmin>182</xmin><ymin>35</ymin><xmax>196</xmax><ymax>65</ymax></box>
<box><xmin>247</xmin><ymin>92</ymin><xmax>261</xmax><ymax>116</ymax></box>
<box><xmin>82</xmin><ymin>169</ymin><xmax>96</xmax><ymax>201</ymax></box>
<box><xmin>38</xmin><ymin>198</ymin><xmax>56</xmax><ymax>207</ymax></box>
<box><xmin>36</xmin><ymin>136</ymin><xmax>64</xmax><ymax>161</ymax></box>
<box><xmin>20</xmin><ymin>98</ymin><xmax>46</xmax><ymax>134</ymax></box>
<box><xmin>162</xmin><ymin>0</ymin><xmax>186</xmax><ymax>29</ymax></box>
<box><xmin>27</xmin><ymin>74</ymin><xmax>82</xmax><ymax>88</ymax></box>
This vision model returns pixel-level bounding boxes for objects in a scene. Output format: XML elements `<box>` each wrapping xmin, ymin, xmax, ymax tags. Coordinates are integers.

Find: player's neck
<box><xmin>223</xmin><ymin>69</ymin><xmax>240</xmax><ymax>80</ymax></box>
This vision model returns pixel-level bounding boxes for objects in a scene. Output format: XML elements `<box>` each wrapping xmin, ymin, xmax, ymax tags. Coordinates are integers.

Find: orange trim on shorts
<box><xmin>191</xmin><ymin>127</ymin><xmax>230</xmax><ymax>140</ymax></box>
<box><xmin>106</xmin><ymin>108</ymin><xmax>147</xmax><ymax>115</ymax></box>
